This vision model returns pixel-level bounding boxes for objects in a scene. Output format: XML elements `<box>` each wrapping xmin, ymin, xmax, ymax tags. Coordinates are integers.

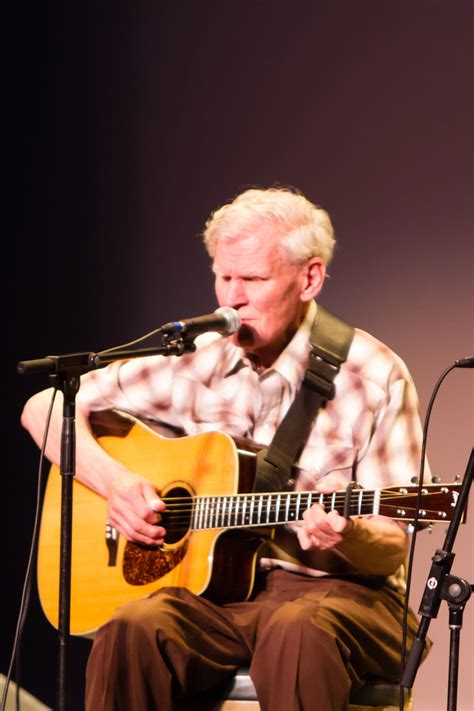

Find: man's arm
<box><xmin>296</xmin><ymin>473</ymin><xmax>408</xmax><ymax>577</ymax></box>
<box><xmin>21</xmin><ymin>388</ymin><xmax>166</xmax><ymax>545</ymax></box>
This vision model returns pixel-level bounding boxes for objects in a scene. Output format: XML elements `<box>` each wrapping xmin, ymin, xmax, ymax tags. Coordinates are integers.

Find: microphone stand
<box><xmin>401</xmin><ymin>447</ymin><xmax>473</xmax><ymax>710</ymax></box>
<box><xmin>17</xmin><ymin>337</ymin><xmax>196</xmax><ymax>711</ymax></box>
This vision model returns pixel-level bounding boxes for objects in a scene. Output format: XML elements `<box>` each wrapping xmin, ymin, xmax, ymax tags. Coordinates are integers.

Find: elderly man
<box><xmin>21</xmin><ymin>187</ymin><xmax>427</xmax><ymax>710</ymax></box>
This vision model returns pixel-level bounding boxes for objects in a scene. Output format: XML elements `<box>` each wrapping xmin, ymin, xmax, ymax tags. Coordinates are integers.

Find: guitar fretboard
<box><xmin>159</xmin><ymin>482</ymin><xmax>459</xmax><ymax>539</ymax></box>
<box><xmin>170</xmin><ymin>490</ymin><xmax>380</xmax><ymax>531</ymax></box>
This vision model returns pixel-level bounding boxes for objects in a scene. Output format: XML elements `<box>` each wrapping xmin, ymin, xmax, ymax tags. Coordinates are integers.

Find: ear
<box><xmin>300</xmin><ymin>258</ymin><xmax>326</xmax><ymax>302</ymax></box>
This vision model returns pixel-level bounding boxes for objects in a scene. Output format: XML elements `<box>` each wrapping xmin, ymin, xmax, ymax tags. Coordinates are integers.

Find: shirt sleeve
<box><xmin>355</xmin><ymin>370</ymin><xmax>430</xmax><ymax>490</ymax></box>
<box><xmin>77</xmin><ymin>355</ymin><xmax>178</xmax><ymax>423</ymax></box>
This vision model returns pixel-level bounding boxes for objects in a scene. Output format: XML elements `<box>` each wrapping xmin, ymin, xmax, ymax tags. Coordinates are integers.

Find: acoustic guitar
<box><xmin>37</xmin><ymin>411</ymin><xmax>463</xmax><ymax>636</ymax></box>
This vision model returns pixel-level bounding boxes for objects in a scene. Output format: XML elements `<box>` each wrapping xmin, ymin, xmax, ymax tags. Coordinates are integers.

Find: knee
<box><xmin>105</xmin><ymin>589</ymin><xmax>181</xmax><ymax>639</ymax></box>
<box><xmin>258</xmin><ymin>600</ymin><xmax>343</xmax><ymax>657</ymax></box>
<box><xmin>251</xmin><ymin>602</ymin><xmax>351</xmax><ymax>707</ymax></box>
<box><xmin>266</xmin><ymin>601</ymin><xmax>322</xmax><ymax>637</ymax></box>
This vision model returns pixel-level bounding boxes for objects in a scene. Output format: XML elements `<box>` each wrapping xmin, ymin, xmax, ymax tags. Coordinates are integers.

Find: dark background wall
<box><xmin>4</xmin><ymin>2</ymin><xmax>473</xmax><ymax>709</ymax></box>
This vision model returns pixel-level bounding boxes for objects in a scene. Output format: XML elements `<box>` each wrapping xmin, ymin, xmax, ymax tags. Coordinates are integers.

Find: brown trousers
<box><xmin>85</xmin><ymin>569</ymin><xmax>425</xmax><ymax>711</ymax></box>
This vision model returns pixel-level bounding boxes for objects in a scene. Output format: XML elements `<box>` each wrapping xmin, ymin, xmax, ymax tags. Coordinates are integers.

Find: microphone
<box><xmin>454</xmin><ymin>356</ymin><xmax>474</xmax><ymax>368</ymax></box>
<box><xmin>159</xmin><ymin>307</ymin><xmax>241</xmax><ymax>338</ymax></box>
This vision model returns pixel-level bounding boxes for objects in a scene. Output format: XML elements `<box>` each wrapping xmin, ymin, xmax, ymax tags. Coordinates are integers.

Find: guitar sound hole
<box><xmin>161</xmin><ymin>486</ymin><xmax>192</xmax><ymax>544</ymax></box>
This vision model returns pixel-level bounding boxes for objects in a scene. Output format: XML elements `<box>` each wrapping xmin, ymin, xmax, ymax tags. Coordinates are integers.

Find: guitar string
<box><xmin>161</xmin><ymin>503</ymin><xmax>447</xmax><ymax>523</ymax></box>
<box><xmin>160</xmin><ymin>490</ymin><xmax>437</xmax><ymax>503</ymax></box>
<box><xmin>159</xmin><ymin>499</ymin><xmax>451</xmax><ymax>521</ymax></box>
<box><xmin>155</xmin><ymin>490</ymin><xmax>452</xmax><ymax>533</ymax></box>
<box><xmin>158</xmin><ymin>489</ymin><xmax>450</xmax><ymax>510</ymax></box>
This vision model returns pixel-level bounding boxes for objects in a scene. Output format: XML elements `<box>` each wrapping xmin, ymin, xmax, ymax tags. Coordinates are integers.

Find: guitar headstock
<box><xmin>378</xmin><ymin>482</ymin><xmax>466</xmax><ymax>523</ymax></box>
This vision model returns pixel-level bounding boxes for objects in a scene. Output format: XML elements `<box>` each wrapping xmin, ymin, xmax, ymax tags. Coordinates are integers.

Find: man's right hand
<box><xmin>107</xmin><ymin>471</ymin><xmax>167</xmax><ymax>546</ymax></box>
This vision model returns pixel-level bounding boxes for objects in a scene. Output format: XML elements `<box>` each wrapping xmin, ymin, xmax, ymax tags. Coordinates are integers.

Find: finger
<box><xmin>302</xmin><ymin>504</ymin><xmax>327</xmax><ymax>532</ymax></box>
<box><xmin>296</xmin><ymin>527</ymin><xmax>313</xmax><ymax>551</ymax></box>
<box><xmin>149</xmin><ymin>497</ymin><xmax>166</xmax><ymax>512</ymax></box>
<box><xmin>314</xmin><ymin>473</ymin><xmax>348</xmax><ymax>494</ymax></box>
<box><xmin>297</xmin><ymin>527</ymin><xmax>340</xmax><ymax>551</ymax></box>
<box><xmin>113</xmin><ymin>519</ymin><xmax>166</xmax><ymax>546</ymax></box>
<box><xmin>326</xmin><ymin>509</ymin><xmax>349</xmax><ymax>534</ymax></box>
<box><xmin>303</xmin><ymin>510</ymin><xmax>344</xmax><ymax>545</ymax></box>
<box><xmin>305</xmin><ymin>506</ymin><xmax>348</xmax><ymax>535</ymax></box>
<box><xmin>302</xmin><ymin>503</ymin><xmax>325</xmax><ymax>522</ymax></box>
<box><xmin>109</xmin><ymin>507</ymin><xmax>167</xmax><ymax>545</ymax></box>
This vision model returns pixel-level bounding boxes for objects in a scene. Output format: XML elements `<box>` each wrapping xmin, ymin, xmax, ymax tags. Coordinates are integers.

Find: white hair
<box><xmin>203</xmin><ymin>187</ymin><xmax>336</xmax><ymax>266</ymax></box>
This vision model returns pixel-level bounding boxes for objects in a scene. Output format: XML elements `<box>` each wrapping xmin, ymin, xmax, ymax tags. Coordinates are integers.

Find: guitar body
<box><xmin>37</xmin><ymin>416</ymin><xmax>266</xmax><ymax>637</ymax></box>
<box><xmin>37</xmin><ymin>410</ymin><xmax>464</xmax><ymax>637</ymax></box>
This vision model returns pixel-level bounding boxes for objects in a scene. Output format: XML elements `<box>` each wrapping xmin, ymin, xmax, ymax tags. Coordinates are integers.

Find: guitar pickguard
<box><xmin>123</xmin><ymin>539</ymin><xmax>189</xmax><ymax>585</ymax></box>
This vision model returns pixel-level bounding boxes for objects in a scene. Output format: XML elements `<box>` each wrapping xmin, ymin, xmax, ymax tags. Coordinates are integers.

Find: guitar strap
<box><xmin>253</xmin><ymin>304</ymin><xmax>355</xmax><ymax>492</ymax></box>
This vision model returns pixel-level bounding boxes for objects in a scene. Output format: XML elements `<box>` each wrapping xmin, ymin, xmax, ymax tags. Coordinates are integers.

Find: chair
<box><xmin>209</xmin><ymin>667</ymin><xmax>413</xmax><ymax>711</ymax></box>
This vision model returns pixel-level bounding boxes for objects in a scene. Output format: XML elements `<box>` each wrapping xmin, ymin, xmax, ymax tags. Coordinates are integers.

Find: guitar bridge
<box><xmin>105</xmin><ymin>523</ymin><xmax>118</xmax><ymax>566</ymax></box>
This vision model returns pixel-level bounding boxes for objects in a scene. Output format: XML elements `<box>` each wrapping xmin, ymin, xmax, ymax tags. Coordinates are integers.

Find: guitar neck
<box><xmin>189</xmin><ymin>490</ymin><xmax>367</xmax><ymax>530</ymax></box>
<box><xmin>163</xmin><ymin>483</ymin><xmax>461</xmax><ymax>534</ymax></box>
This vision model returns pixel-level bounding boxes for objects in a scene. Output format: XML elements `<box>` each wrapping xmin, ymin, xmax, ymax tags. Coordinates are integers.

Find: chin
<box><xmin>233</xmin><ymin>324</ymin><xmax>256</xmax><ymax>349</ymax></box>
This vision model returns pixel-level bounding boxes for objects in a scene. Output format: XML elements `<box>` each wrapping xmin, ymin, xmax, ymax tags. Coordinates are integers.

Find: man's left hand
<box><xmin>296</xmin><ymin>473</ymin><xmax>353</xmax><ymax>551</ymax></box>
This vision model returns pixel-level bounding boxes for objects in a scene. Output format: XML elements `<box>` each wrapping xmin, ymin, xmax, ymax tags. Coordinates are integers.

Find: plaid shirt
<box><xmin>79</xmin><ymin>301</ymin><xmax>424</xmax><ymax>489</ymax></box>
<box><xmin>78</xmin><ymin>301</ymin><xmax>426</xmax><ymax>588</ymax></box>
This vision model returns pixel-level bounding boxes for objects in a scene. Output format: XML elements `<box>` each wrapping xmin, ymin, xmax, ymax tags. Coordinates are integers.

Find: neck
<box><xmin>248</xmin><ymin>354</ymin><xmax>268</xmax><ymax>374</ymax></box>
<box><xmin>246</xmin><ymin>305</ymin><xmax>310</xmax><ymax>371</ymax></box>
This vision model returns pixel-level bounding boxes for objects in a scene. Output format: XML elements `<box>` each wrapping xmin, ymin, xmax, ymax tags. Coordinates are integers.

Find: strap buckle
<box><xmin>303</xmin><ymin>348</ymin><xmax>341</xmax><ymax>401</ymax></box>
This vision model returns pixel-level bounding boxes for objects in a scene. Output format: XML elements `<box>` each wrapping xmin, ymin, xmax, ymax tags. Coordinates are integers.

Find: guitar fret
<box><xmin>199</xmin><ymin>498</ymin><xmax>205</xmax><ymax>530</ymax></box>
<box><xmin>373</xmin><ymin>489</ymin><xmax>380</xmax><ymax>515</ymax></box>
<box><xmin>201</xmin><ymin>498</ymin><xmax>206</xmax><ymax>528</ymax></box>
<box><xmin>275</xmin><ymin>494</ymin><xmax>281</xmax><ymax>522</ymax></box>
<box><xmin>192</xmin><ymin>498</ymin><xmax>197</xmax><ymax>529</ymax></box>
<box><xmin>285</xmin><ymin>494</ymin><xmax>290</xmax><ymax>521</ymax></box>
<box><xmin>296</xmin><ymin>492</ymin><xmax>301</xmax><ymax>520</ymax></box>
<box><xmin>331</xmin><ymin>492</ymin><xmax>336</xmax><ymax>512</ymax></box>
<box><xmin>242</xmin><ymin>496</ymin><xmax>247</xmax><ymax>525</ymax></box>
<box><xmin>249</xmin><ymin>496</ymin><xmax>255</xmax><ymax>525</ymax></box>
<box><xmin>208</xmin><ymin>497</ymin><xmax>214</xmax><ymax>529</ymax></box>
<box><xmin>194</xmin><ymin>498</ymin><xmax>200</xmax><ymax>529</ymax></box>
<box><xmin>357</xmin><ymin>489</ymin><xmax>363</xmax><ymax>516</ymax></box>
<box><xmin>225</xmin><ymin>498</ymin><xmax>230</xmax><ymax>526</ymax></box>
<box><xmin>227</xmin><ymin>496</ymin><xmax>233</xmax><ymax>527</ymax></box>
<box><xmin>234</xmin><ymin>497</ymin><xmax>240</xmax><ymax>526</ymax></box>
<box><xmin>257</xmin><ymin>496</ymin><xmax>263</xmax><ymax>524</ymax></box>
<box><xmin>215</xmin><ymin>497</ymin><xmax>220</xmax><ymax>527</ymax></box>
<box><xmin>266</xmin><ymin>496</ymin><xmax>272</xmax><ymax>523</ymax></box>
<box><xmin>205</xmin><ymin>498</ymin><xmax>210</xmax><ymax>529</ymax></box>
<box><xmin>221</xmin><ymin>497</ymin><xmax>227</xmax><ymax>528</ymax></box>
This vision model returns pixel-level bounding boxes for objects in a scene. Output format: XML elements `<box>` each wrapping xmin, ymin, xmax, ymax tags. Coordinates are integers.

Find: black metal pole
<box><xmin>401</xmin><ymin>448</ymin><xmax>473</xmax><ymax>699</ymax></box>
<box><xmin>447</xmin><ymin>607</ymin><xmax>461</xmax><ymax>711</ymax></box>
<box><xmin>55</xmin><ymin>374</ymin><xmax>80</xmax><ymax>711</ymax></box>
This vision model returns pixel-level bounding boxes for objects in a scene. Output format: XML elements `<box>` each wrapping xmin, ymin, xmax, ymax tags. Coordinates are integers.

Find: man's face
<box><xmin>212</xmin><ymin>222</ymin><xmax>322</xmax><ymax>367</ymax></box>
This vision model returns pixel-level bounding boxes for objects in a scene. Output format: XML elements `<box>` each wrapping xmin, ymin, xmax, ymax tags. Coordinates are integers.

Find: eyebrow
<box><xmin>212</xmin><ymin>267</ymin><xmax>269</xmax><ymax>279</ymax></box>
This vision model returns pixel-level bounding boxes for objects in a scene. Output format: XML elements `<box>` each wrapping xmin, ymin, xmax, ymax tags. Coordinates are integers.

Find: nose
<box><xmin>225</xmin><ymin>278</ymin><xmax>248</xmax><ymax>308</ymax></box>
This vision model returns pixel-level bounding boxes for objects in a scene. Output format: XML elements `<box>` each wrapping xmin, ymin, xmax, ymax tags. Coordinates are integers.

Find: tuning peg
<box><xmin>410</xmin><ymin>476</ymin><xmax>419</xmax><ymax>484</ymax></box>
<box><xmin>431</xmin><ymin>475</ymin><xmax>441</xmax><ymax>483</ymax></box>
<box><xmin>454</xmin><ymin>474</ymin><xmax>461</xmax><ymax>482</ymax></box>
